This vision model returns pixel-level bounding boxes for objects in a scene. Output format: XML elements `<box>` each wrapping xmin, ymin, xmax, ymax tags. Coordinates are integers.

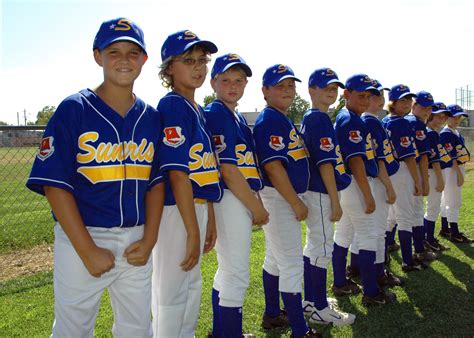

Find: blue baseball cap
<box><xmin>415</xmin><ymin>91</ymin><xmax>435</xmax><ymax>107</ymax></box>
<box><xmin>371</xmin><ymin>79</ymin><xmax>390</xmax><ymax>92</ymax></box>
<box><xmin>93</xmin><ymin>18</ymin><xmax>146</xmax><ymax>54</ymax></box>
<box><xmin>389</xmin><ymin>84</ymin><xmax>417</xmax><ymax>101</ymax></box>
<box><xmin>211</xmin><ymin>53</ymin><xmax>252</xmax><ymax>79</ymax></box>
<box><xmin>431</xmin><ymin>102</ymin><xmax>451</xmax><ymax>115</ymax></box>
<box><xmin>262</xmin><ymin>64</ymin><xmax>301</xmax><ymax>86</ymax></box>
<box><xmin>447</xmin><ymin>104</ymin><xmax>468</xmax><ymax>117</ymax></box>
<box><xmin>308</xmin><ymin>68</ymin><xmax>344</xmax><ymax>89</ymax></box>
<box><xmin>345</xmin><ymin>74</ymin><xmax>379</xmax><ymax>94</ymax></box>
<box><xmin>161</xmin><ymin>30</ymin><xmax>217</xmax><ymax>61</ymax></box>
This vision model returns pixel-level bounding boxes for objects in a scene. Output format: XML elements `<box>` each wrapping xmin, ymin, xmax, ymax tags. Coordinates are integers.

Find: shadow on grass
<box><xmin>449</xmin><ymin>240</ymin><xmax>474</xmax><ymax>260</ymax></box>
<box><xmin>0</xmin><ymin>271</ymin><xmax>52</xmax><ymax>297</ymax></box>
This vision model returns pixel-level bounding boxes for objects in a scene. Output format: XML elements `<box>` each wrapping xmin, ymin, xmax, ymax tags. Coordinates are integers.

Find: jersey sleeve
<box><xmin>157</xmin><ymin>95</ymin><xmax>194</xmax><ymax>173</ymax></box>
<box><xmin>26</xmin><ymin>98</ymin><xmax>81</xmax><ymax>195</ymax></box>
<box><xmin>388</xmin><ymin>120</ymin><xmax>416</xmax><ymax>159</ymax></box>
<box><xmin>302</xmin><ymin>113</ymin><xmax>337</xmax><ymax>166</ymax></box>
<box><xmin>440</xmin><ymin>131</ymin><xmax>458</xmax><ymax>160</ymax></box>
<box><xmin>335</xmin><ymin>114</ymin><xmax>367</xmax><ymax>163</ymax></box>
<box><xmin>205</xmin><ymin>104</ymin><xmax>238</xmax><ymax>165</ymax></box>
<box><xmin>253</xmin><ymin>116</ymin><xmax>289</xmax><ymax>166</ymax></box>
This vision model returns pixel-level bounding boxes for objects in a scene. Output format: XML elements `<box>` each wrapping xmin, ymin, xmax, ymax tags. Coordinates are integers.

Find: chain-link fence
<box><xmin>1</xmin><ymin>125</ymin><xmax>473</xmax><ymax>281</ymax></box>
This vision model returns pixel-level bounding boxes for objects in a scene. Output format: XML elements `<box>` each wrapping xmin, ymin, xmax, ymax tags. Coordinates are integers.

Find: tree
<box><xmin>0</xmin><ymin>121</ymin><xmax>8</xmax><ymax>125</ymax></box>
<box><xmin>329</xmin><ymin>96</ymin><xmax>346</xmax><ymax>123</ymax></box>
<box><xmin>203</xmin><ymin>93</ymin><xmax>216</xmax><ymax>107</ymax></box>
<box><xmin>287</xmin><ymin>93</ymin><xmax>310</xmax><ymax>124</ymax></box>
<box><xmin>35</xmin><ymin>106</ymin><xmax>56</xmax><ymax>125</ymax></box>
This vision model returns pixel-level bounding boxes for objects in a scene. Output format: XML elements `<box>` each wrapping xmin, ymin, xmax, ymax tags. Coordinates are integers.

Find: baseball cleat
<box><xmin>302</xmin><ymin>300</ymin><xmax>315</xmax><ymax>317</ymax></box>
<box><xmin>362</xmin><ymin>289</ymin><xmax>397</xmax><ymax>306</ymax></box>
<box><xmin>346</xmin><ymin>265</ymin><xmax>360</xmax><ymax>279</ymax></box>
<box><xmin>261</xmin><ymin>309</ymin><xmax>290</xmax><ymax>330</ymax></box>
<box><xmin>438</xmin><ymin>228</ymin><xmax>451</xmax><ymax>238</ymax></box>
<box><xmin>309</xmin><ymin>305</ymin><xmax>356</xmax><ymax>326</ymax></box>
<box><xmin>414</xmin><ymin>250</ymin><xmax>438</xmax><ymax>263</ymax></box>
<box><xmin>332</xmin><ymin>279</ymin><xmax>361</xmax><ymax>297</ymax></box>
<box><xmin>327</xmin><ymin>297</ymin><xmax>339</xmax><ymax>308</ymax></box>
<box><xmin>378</xmin><ymin>271</ymin><xmax>405</xmax><ymax>288</ymax></box>
<box><xmin>402</xmin><ymin>260</ymin><xmax>427</xmax><ymax>272</ymax></box>
<box><xmin>387</xmin><ymin>242</ymin><xmax>400</xmax><ymax>253</ymax></box>
<box><xmin>450</xmin><ymin>232</ymin><xmax>473</xmax><ymax>244</ymax></box>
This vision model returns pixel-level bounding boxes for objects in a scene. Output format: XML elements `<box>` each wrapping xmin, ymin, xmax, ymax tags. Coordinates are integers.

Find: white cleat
<box><xmin>309</xmin><ymin>306</ymin><xmax>356</xmax><ymax>326</ymax></box>
<box><xmin>327</xmin><ymin>297</ymin><xmax>339</xmax><ymax>308</ymax></box>
<box><xmin>302</xmin><ymin>300</ymin><xmax>315</xmax><ymax>316</ymax></box>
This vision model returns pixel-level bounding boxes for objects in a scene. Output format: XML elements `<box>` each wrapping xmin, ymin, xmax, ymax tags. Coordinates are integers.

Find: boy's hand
<box><xmin>181</xmin><ymin>233</ymin><xmax>200</xmax><ymax>271</ymax></box>
<box><xmin>82</xmin><ymin>246</ymin><xmax>115</xmax><ymax>278</ymax></box>
<box><xmin>330</xmin><ymin>202</ymin><xmax>343</xmax><ymax>222</ymax></box>
<box><xmin>364</xmin><ymin>194</ymin><xmax>376</xmax><ymax>214</ymax></box>
<box><xmin>203</xmin><ymin>218</ymin><xmax>217</xmax><ymax>254</ymax></box>
<box><xmin>386</xmin><ymin>186</ymin><xmax>397</xmax><ymax>205</ymax></box>
<box><xmin>251</xmin><ymin>203</ymin><xmax>270</xmax><ymax>226</ymax></box>
<box><xmin>435</xmin><ymin>178</ymin><xmax>445</xmax><ymax>193</ymax></box>
<box><xmin>422</xmin><ymin>181</ymin><xmax>430</xmax><ymax>196</ymax></box>
<box><xmin>414</xmin><ymin>180</ymin><xmax>422</xmax><ymax>196</ymax></box>
<box><xmin>292</xmin><ymin>198</ymin><xmax>308</xmax><ymax>221</ymax></box>
<box><xmin>123</xmin><ymin>239</ymin><xmax>154</xmax><ymax>266</ymax></box>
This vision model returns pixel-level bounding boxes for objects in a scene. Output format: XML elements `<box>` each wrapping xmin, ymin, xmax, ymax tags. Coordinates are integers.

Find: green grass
<box><xmin>1</xmin><ymin>169</ymin><xmax>473</xmax><ymax>337</ymax></box>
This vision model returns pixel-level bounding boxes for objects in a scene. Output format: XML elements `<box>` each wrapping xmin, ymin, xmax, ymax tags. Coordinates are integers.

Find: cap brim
<box><xmin>223</xmin><ymin>62</ymin><xmax>252</xmax><ymax>77</ymax></box>
<box><xmin>452</xmin><ymin>112</ymin><xmax>468</xmax><ymax>117</ymax></box>
<box><xmin>432</xmin><ymin>109</ymin><xmax>450</xmax><ymax>115</ymax></box>
<box><xmin>97</xmin><ymin>37</ymin><xmax>147</xmax><ymax>54</ymax></box>
<box><xmin>399</xmin><ymin>92</ymin><xmax>417</xmax><ymax>99</ymax></box>
<box><xmin>327</xmin><ymin>79</ymin><xmax>345</xmax><ymax>89</ymax></box>
<box><xmin>185</xmin><ymin>40</ymin><xmax>218</xmax><ymax>54</ymax></box>
<box><xmin>277</xmin><ymin>75</ymin><xmax>302</xmax><ymax>84</ymax></box>
<box><xmin>365</xmin><ymin>86</ymin><xmax>380</xmax><ymax>95</ymax></box>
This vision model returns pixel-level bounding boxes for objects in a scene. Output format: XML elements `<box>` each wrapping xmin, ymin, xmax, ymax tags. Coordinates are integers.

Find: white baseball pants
<box><xmin>424</xmin><ymin>168</ymin><xmax>446</xmax><ymax>221</ymax></box>
<box><xmin>441</xmin><ymin>166</ymin><xmax>464</xmax><ymax>222</ymax></box>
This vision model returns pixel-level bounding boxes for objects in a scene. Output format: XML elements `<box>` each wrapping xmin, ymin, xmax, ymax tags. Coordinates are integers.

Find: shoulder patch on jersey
<box><xmin>163</xmin><ymin>126</ymin><xmax>185</xmax><ymax>148</ymax></box>
<box><xmin>415</xmin><ymin>130</ymin><xmax>426</xmax><ymax>141</ymax></box>
<box><xmin>37</xmin><ymin>136</ymin><xmax>55</xmax><ymax>161</ymax></box>
<box><xmin>444</xmin><ymin>143</ymin><xmax>453</xmax><ymax>152</ymax></box>
<box><xmin>269</xmin><ymin>135</ymin><xmax>285</xmax><ymax>151</ymax></box>
<box><xmin>400</xmin><ymin>136</ymin><xmax>411</xmax><ymax>148</ymax></box>
<box><xmin>212</xmin><ymin>135</ymin><xmax>226</xmax><ymax>153</ymax></box>
<box><xmin>319</xmin><ymin>137</ymin><xmax>334</xmax><ymax>152</ymax></box>
<box><xmin>349</xmin><ymin>130</ymin><xmax>363</xmax><ymax>143</ymax></box>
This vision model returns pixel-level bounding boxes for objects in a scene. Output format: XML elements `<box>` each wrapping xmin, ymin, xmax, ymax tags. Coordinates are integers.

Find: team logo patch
<box><xmin>415</xmin><ymin>130</ymin><xmax>426</xmax><ymax>141</ymax></box>
<box><xmin>319</xmin><ymin>137</ymin><xmax>334</xmax><ymax>152</ymax></box>
<box><xmin>349</xmin><ymin>130</ymin><xmax>362</xmax><ymax>143</ymax></box>
<box><xmin>400</xmin><ymin>136</ymin><xmax>411</xmax><ymax>148</ymax></box>
<box><xmin>163</xmin><ymin>127</ymin><xmax>185</xmax><ymax>148</ymax></box>
<box><xmin>444</xmin><ymin>143</ymin><xmax>453</xmax><ymax>152</ymax></box>
<box><xmin>37</xmin><ymin>136</ymin><xmax>54</xmax><ymax>161</ymax></box>
<box><xmin>269</xmin><ymin>135</ymin><xmax>285</xmax><ymax>151</ymax></box>
<box><xmin>212</xmin><ymin>135</ymin><xmax>226</xmax><ymax>153</ymax></box>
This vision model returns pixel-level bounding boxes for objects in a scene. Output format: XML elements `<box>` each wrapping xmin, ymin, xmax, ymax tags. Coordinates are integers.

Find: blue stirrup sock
<box><xmin>263</xmin><ymin>269</ymin><xmax>280</xmax><ymax>317</ymax></box>
<box><xmin>376</xmin><ymin>263</ymin><xmax>385</xmax><ymax>278</ymax></box>
<box><xmin>332</xmin><ymin>243</ymin><xmax>348</xmax><ymax>288</ymax></box>
<box><xmin>450</xmin><ymin>222</ymin><xmax>460</xmax><ymax>236</ymax></box>
<box><xmin>281</xmin><ymin>292</ymin><xmax>309</xmax><ymax>338</ymax></box>
<box><xmin>441</xmin><ymin>217</ymin><xmax>449</xmax><ymax>231</ymax></box>
<box><xmin>386</xmin><ymin>224</ymin><xmax>398</xmax><ymax>245</ymax></box>
<box><xmin>424</xmin><ymin>218</ymin><xmax>436</xmax><ymax>243</ymax></box>
<box><xmin>398</xmin><ymin>230</ymin><xmax>414</xmax><ymax>265</ymax></box>
<box><xmin>311</xmin><ymin>265</ymin><xmax>329</xmax><ymax>310</ymax></box>
<box><xmin>350</xmin><ymin>252</ymin><xmax>359</xmax><ymax>272</ymax></box>
<box><xmin>412</xmin><ymin>226</ymin><xmax>425</xmax><ymax>254</ymax></box>
<box><xmin>219</xmin><ymin>305</ymin><xmax>243</xmax><ymax>338</ymax></box>
<box><xmin>359</xmin><ymin>250</ymin><xmax>378</xmax><ymax>297</ymax></box>
<box><xmin>212</xmin><ymin>288</ymin><xmax>221</xmax><ymax>337</ymax></box>
<box><xmin>303</xmin><ymin>255</ymin><xmax>313</xmax><ymax>302</ymax></box>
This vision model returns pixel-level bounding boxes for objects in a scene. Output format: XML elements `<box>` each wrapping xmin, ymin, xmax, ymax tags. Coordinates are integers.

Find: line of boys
<box><xmin>26</xmin><ymin>17</ymin><xmax>471</xmax><ymax>338</ymax></box>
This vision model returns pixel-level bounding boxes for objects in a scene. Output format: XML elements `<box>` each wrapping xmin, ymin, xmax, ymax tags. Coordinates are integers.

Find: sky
<box><xmin>1</xmin><ymin>0</ymin><xmax>474</xmax><ymax>125</ymax></box>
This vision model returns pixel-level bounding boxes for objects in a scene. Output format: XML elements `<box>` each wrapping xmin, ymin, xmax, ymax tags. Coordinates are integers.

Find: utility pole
<box><xmin>23</xmin><ymin>109</ymin><xmax>27</xmax><ymax>125</ymax></box>
<box><xmin>17</xmin><ymin>112</ymin><xmax>20</xmax><ymax>126</ymax></box>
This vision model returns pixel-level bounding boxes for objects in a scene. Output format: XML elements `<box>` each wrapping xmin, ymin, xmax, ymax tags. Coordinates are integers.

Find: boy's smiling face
<box><xmin>262</xmin><ymin>78</ymin><xmax>296</xmax><ymax>114</ymax></box>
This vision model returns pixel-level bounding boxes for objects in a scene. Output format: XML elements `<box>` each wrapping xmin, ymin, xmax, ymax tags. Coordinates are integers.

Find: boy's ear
<box><xmin>143</xmin><ymin>54</ymin><xmax>148</xmax><ymax>63</ymax></box>
<box><xmin>210</xmin><ymin>78</ymin><xmax>217</xmax><ymax>92</ymax></box>
<box><xmin>93</xmin><ymin>49</ymin><xmax>103</xmax><ymax>66</ymax></box>
<box><xmin>343</xmin><ymin>89</ymin><xmax>350</xmax><ymax>99</ymax></box>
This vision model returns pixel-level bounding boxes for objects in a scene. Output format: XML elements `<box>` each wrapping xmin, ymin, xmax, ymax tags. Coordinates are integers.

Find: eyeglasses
<box><xmin>175</xmin><ymin>56</ymin><xmax>210</xmax><ymax>66</ymax></box>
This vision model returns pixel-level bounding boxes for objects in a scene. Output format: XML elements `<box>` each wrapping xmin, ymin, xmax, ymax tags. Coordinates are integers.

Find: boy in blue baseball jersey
<box><xmin>333</xmin><ymin>74</ymin><xmax>395</xmax><ymax>306</ymax></box>
<box><xmin>439</xmin><ymin>105</ymin><xmax>472</xmax><ymax>243</ymax></box>
<box><xmin>254</xmin><ymin>64</ymin><xmax>320</xmax><ymax>337</ymax></box>
<box><xmin>424</xmin><ymin>102</ymin><xmax>452</xmax><ymax>251</ymax></box>
<box><xmin>405</xmin><ymin>91</ymin><xmax>439</xmax><ymax>263</ymax></box>
<box><xmin>205</xmin><ymin>53</ymin><xmax>268</xmax><ymax>338</ymax></box>
<box><xmin>359</xmin><ymin>79</ymin><xmax>404</xmax><ymax>288</ymax></box>
<box><xmin>26</xmin><ymin>18</ymin><xmax>164</xmax><ymax>337</ymax></box>
<box><xmin>300</xmin><ymin>67</ymin><xmax>355</xmax><ymax>325</ymax></box>
<box><xmin>383</xmin><ymin>84</ymin><xmax>427</xmax><ymax>272</ymax></box>
<box><xmin>152</xmin><ymin>30</ymin><xmax>223</xmax><ymax>338</ymax></box>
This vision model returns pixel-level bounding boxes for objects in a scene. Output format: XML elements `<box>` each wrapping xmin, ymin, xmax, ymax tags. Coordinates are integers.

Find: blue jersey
<box><xmin>361</xmin><ymin>113</ymin><xmax>399</xmax><ymax>176</ymax></box>
<box><xmin>26</xmin><ymin>89</ymin><xmax>163</xmax><ymax>228</ymax></box>
<box><xmin>382</xmin><ymin>115</ymin><xmax>417</xmax><ymax>161</ymax></box>
<box><xmin>405</xmin><ymin>113</ymin><xmax>430</xmax><ymax>162</ymax></box>
<box><xmin>300</xmin><ymin>109</ymin><xmax>351</xmax><ymax>193</ymax></box>
<box><xmin>440</xmin><ymin>127</ymin><xmax>470</xmax><ymax>165</ymax></box>
<box><xmin>334</xmin><ymin>109</ymin><xmax>378</xmax><ymax>178</ymax></box>
<box><xmin>426</xmin><ymin>127</ymin><xmax>452</xmax><ymax>169</ymax></box>
<box><xmin>158</xmin><ymin>92</ymin><xmax>223</xmax><ymax>205</ymax></box>
<box><xmin>253</xmin><ymin>106</ymin><xmax>309</xmax><ymax>194</ymax></box>
<box><xmin>204</xmin><ymin>100</ymin><xmax>263</xmax><ymax>192</ymax></box>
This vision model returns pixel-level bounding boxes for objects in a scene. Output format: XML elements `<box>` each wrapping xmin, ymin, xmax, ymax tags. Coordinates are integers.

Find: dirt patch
<box><xmin>0</xmin><ymin>244</ymin><xmax>53</xmax><ymax>282</ymax></box>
